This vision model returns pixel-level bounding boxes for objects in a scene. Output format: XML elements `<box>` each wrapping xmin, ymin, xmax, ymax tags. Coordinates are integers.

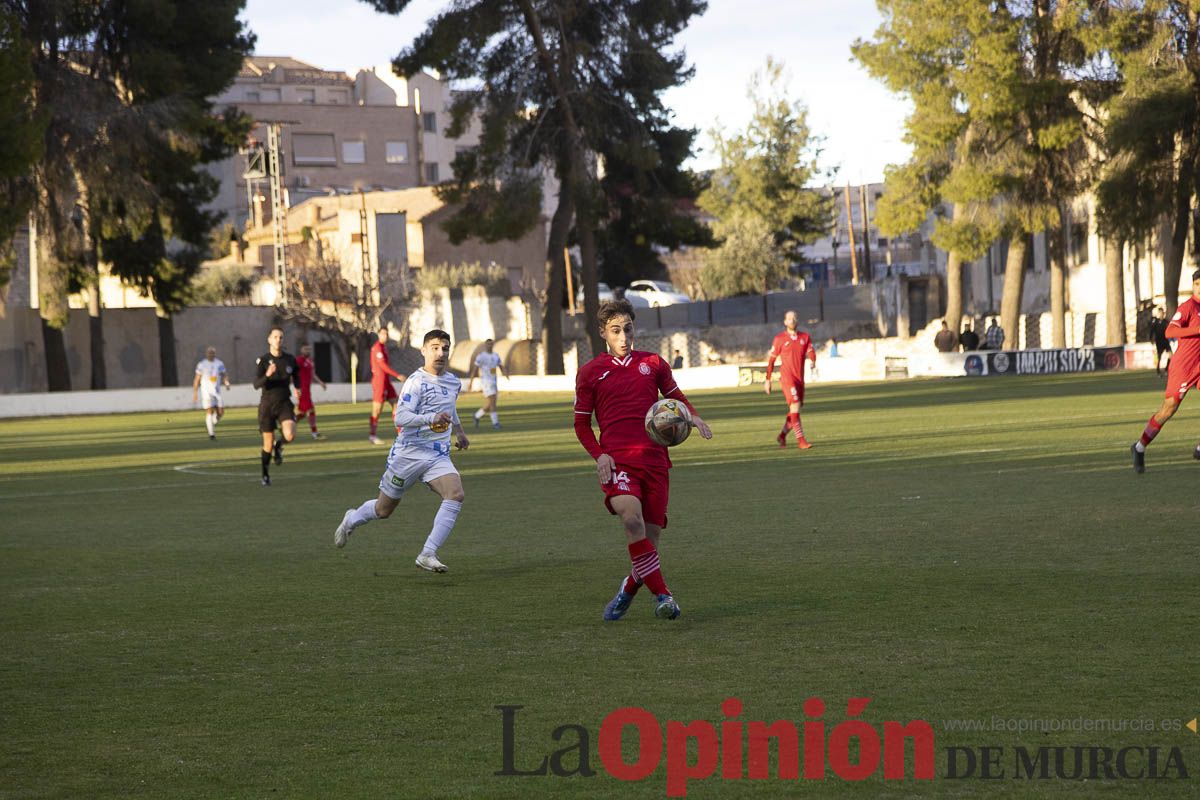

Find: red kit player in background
<box><xmin>764</xmin><ymin>309</ymin><xmax>817</xmax><ymax>449</ymax></box>
<box><xmin>295</xmin><ymin>343</ymin><xmax>327</xmax><ymax>439</ymax></box>
<box><xmin>574</xmin><ymin>299</ymin><xmax>714</xmax><ymax>622</ymax></box>
<box><xmin>369</xmin><ymin>326</ymin><xmax>405</xmax><ymax>444</ymax></box>
<box><xmin>1131</xmin><ymin>270</ymin><xmax>1200</xmax><ymax>472</ymax></box>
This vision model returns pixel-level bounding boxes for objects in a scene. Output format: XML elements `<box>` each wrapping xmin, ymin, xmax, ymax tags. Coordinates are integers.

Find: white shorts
<box><xmin>480</xmin><ymin>378</ymin><xmax>498</xmax><ymax>398</ymax></box>
<box><xmin>200</xmin><ymin>391</ymin><xmax>223</xmax><ymax>410</ymax></box>
<box><xmin>379</xmin><ymin>448</ymin><xmax>459</xmax><ymax>500</ymax></box>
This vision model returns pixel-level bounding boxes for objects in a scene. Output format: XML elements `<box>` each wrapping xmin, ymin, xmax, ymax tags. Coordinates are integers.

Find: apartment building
<box><xmin>207</xmin><ymin>56</ymin><xmax>481</xmax><ymax>232</ymax></box>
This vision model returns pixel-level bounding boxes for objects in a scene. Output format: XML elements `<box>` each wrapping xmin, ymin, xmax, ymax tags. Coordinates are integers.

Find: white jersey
<box><xmin>392</xmin><ymin>368</ymin><xmax>462</xmax><ymax>456</ymax></box>
<box><xmin>474</xmin><ymin>351</ymin><xmax>502</xmax><ymax>379</ymax></box>
<box><xmin>196</xmin><ymin>358</ymin><xmax>227</xmax><ymax>394</ymax></box>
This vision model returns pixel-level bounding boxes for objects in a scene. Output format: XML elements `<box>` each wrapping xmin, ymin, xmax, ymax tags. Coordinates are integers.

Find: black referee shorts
<box><xmin>258</xmin><ymin>398</ymin><xmax>296</xmax><ymax>433</ymax></box>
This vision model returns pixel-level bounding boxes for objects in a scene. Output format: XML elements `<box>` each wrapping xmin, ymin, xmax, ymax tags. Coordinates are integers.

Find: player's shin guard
<box><xmin>420</xmin><ymin>500</ymin><xmax>462</xmax><ymax>557</ymax></box>
<box><xmin>308</xmin><ymin>410</ymin><xmax>317</xmax><ymax>433</ymax></box>
<box><xmin>622</xmin><ymin>572</ymin><xmax>643</xmax><ymax>595</ymax></box>
<box><xmin>628</xmin><ymin>538</ymin><xmax>669</xmax><ymax>596</ymax></box>
<box><xmin>260</xmin><ymin>449</ymin><xmax>271</xmax><ymax>477</ymax></box>
<box><xmin>1137</xmin><ymin>415</ymin><xmax>1163</xmax><ymax>451</ymax></box>
<box><xmin>788</xmin><ymin>412</ymin><xmax>804</xmax><ymax>439</ymax></box>
<box><xmin>206</xmin><ymin>412</ymin><xmax>215</xmax><ymax>437</ymax></box>
<box><xmin>369</xmin><ymin>415</ymin><xmax>379</xmax><ymax>437</ymax></box>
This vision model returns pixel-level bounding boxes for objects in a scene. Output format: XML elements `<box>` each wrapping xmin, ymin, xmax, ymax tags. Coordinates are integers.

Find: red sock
<box><xmin>308</xmin><ymin>410</ymin><xmax>318</xmax><ymax>433</ymax></box>
<box><xmin>1140</xmin><ymin>415</ymin><xmax>1163</xmax><ymax>448</ymax></box>
<box><xmin>779</xmin><ymin>417</ymin><xmax>790</xmax><ymax>437</ymax></box>
<box><xmin>788</xmin><ymin>412</ymin><xmax>804</xmax><ymax>439</ymax></box>
<box><xmin>622</xmin><ymin>572</ymin><xmax>642</xmax><ymax>595</ymax></box>
<box><xmin>628</xmin><ymin>538</ymin><xmax>669</xmax><ymax>596</ymax></box>
<box><xmin>369</xmin><ymin>415</ymin><xmax>378</xmax><ymax>436</ymax></box>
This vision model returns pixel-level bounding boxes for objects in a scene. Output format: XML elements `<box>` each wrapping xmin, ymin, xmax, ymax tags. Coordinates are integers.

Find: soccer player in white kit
<box><xmin>468</xmin><ymin>338</ymin><xmax>506</xmax><ymax>429</ymax></box>
<box><xmin>333</xmin><ymin>329</ymin><xmax>470</xmax><ymax>572</ymax></box>
<box><xmin>192</xmin><ymin>346</ymin><xmax>231</xmax><ymax>440</ymax></box>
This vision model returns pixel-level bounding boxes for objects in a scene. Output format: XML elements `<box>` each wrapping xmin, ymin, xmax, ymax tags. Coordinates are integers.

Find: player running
<box><xmin>764</xmin><ymin>309</ymin><xmax>817</xmax><ymax>449</ymax></box>
<box><xmin>253</xmin><ymin>327</ymin><xmax>300</xmax><ymax>486</ymax></box>
<box><xmin>369</xmin><ymin>326</ymin><xmax>405</xmax><ymax>444</ymax></box>
<box><xmin>192</xmin><ymin>346</ymin><xmax>230</xmax><ymax>440</ymax></box>
<box><xmin>468</xmin><ymin>338</ymin><xmax>506</xmax><ymax>429</ymax></box>
<box><xmin>574</xmin><ymin>299</ymin><xmax>713</xmax><ymax>622</ymax></box>
<box><xmin>334</xmin><ymin>330</ymin><xmax>469</xmax><ymax>573</ymax></box>
<box><xmin>1131</xmin><ymin>270</ymin><xmax>1200</xmax><ymax>472</ymax></box>
<box><xmin>295</xmin><ymin>343</ymin><xmax>327</xmax><ymax>439</ymax></box>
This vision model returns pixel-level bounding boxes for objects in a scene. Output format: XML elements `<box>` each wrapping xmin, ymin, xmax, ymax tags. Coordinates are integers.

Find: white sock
<box><xmin>205</xmin><ymin>412</ymin><xmax>215</xmax><ymax>436</ymax></box>
<box><xmin>489</xmin><ymin>411</ymin><xmax>499</xmax><ymax>425</ymax></box>
<box><xmin>420</xmin><ymin>500</ymin><xmax>462</xmax><ymax>557</ymax></box>
<box><xmin>474</xmin><ymin>409</ymin><xmax>484</xmax><ymax>420</ymax></box>
<box><xmin>348</xmin><ymin>498</ymin><xmax>380</xmax><ymax>531</ymax></box>
<box><xmin>1134</xmin><ymin>441</ymin><xmax>1146</xmax><ymax>453</ymax></box>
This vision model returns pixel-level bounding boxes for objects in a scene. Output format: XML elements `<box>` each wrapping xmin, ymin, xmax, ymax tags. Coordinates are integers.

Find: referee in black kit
<box><xmin>253</xmin><ymin>326</ymin><xmax>300</xmax><ymax>486</ymax></box>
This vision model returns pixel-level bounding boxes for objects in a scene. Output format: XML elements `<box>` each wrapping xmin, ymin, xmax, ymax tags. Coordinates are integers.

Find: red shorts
<box><xmin>601</xmin><ymin>462</ymin><xmax>670</xmax><ymax>528</ymax></box>
<box><xmin>780</xmin><ymin>373</ymin><xmax>805</xmax><ymax>405</ymax></box>
<box><xmin>296</xmin><ymin>393</ymin><xmax>314</xmax><ymax>414</ymax></box>
<box><xmin>372</xmin><ymin>378</ymin><xmax>399</xmax><ymax>404</ymax></box>
<box><xmin>1165</xmin><ymin>359</ymin><xmax>1200</xmax><ymax>402</ymax></box>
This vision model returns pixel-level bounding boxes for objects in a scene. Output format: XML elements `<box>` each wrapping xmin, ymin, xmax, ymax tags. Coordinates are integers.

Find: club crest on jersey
<box><xmin>639</xmin><ymin>363</ymin><xmax>652</xmax><ymax>375</ymax></box>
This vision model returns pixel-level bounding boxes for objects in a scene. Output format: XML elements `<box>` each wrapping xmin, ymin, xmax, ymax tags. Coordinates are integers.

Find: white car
<box><xmin>576</xmin><ymin>282</ymin><xmax>651</xmax><ymax>308</ymax></box>
<box><xmin>626</xmin><ymin>280</ymin><xmax>691</xmax><ymax>307</ymax></box>
<box><xmin>576</xmin><ymin>281</ymin><xmax>614</xmax><ymax>306</ymax></box>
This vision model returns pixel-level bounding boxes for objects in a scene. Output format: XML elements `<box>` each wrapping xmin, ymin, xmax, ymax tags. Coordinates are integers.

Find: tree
<box><xmin>0</xmin><ymin>9</ymin><xmax>42</xmax><ymax>293</ymax></box>
<box><xmin>1093</xmin><ymin>0</ymin><xmax>1200</xmax><ymax>321</ymax></box>
<box><xmin>698</xmin><ymin>214</ymin><xmax>789</xmax><ymax>298</ymax></box>
<box><xmin>857</xmin><ymin>0</ymin><xmax>1092</xmax><ymax>348</ymax></box>
<box><xmin>698</xmin><ymin>58</ymin><xmax>834</xmax><ymax>282</ymax></box>
<box><xmin>370</xmin><ymin>0</ymin><xmax>706</xmax><ymax>371</ymax></box>
<box><xmin>10</xmin><ymin>0</ymin><xmax>252</xmax><ymax>389</ymax></box>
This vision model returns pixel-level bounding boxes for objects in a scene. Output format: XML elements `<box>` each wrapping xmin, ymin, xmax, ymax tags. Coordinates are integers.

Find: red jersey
<box><xmin>1167</xmin><ymin>298</ymin><xmax>1200</xmax><ymax>371</ymax></box>
<box><xmin>766</xmin><ymin>329</ymin><xmax>815</xmax><ymax>381</ymax></box>
<box><xmin>574</xmin><ymin>350</ymin><xmax>696</xmax><ymax>469</ymax></box>
<box><xmin>370</xmin><ymin>340</ymin><xmax>402</xmax><ymax>383</ymax></box>
<box><xmin>296</xmin><ymin>355</ymin><xmax>315</xmax><ymax>397</ymax></box>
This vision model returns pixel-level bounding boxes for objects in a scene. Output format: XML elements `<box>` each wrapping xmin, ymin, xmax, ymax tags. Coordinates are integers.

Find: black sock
<box><xmin>261</xmin><ymin>449</ymin><xmax>271</xmax><ymax>477</ymax></box>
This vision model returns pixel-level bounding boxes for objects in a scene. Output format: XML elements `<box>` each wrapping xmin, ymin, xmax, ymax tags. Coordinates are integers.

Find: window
<box><xmin>1069</xmin><ymin>221</ymin><xmax>1089</xmax><ymax>266</ymax></box>
<box><xmin>425</xmin><ymin>162</ymin><xmax>440</xmax><ymax>183</ymax></box>
<box><xmin>342</xmin><ymin>140</ymin><xmax>365</xmax><ymax>164</ymax></box>
<box><xmin>245</xmin><ymin>91</ymin><xmax>260</xmax><ymax>103</ymax></box>
<box><xmin>292</xmin><ymin>133</ymin><xmax>337</xmax><ymax>165</ymax></box>
<box><xmin>297</xmin><ymin>88</ymin><xmax>316</xmax><ymax>104</ymax></box>
<box><xmin>385</xmin><ymin>141</ymin><xmax>409</xmax><ymax>164</ymax></box>
<box><xmin>328</xmin><ymin>89</ymin><xmax>349</xmax><ymax>105</ymax></box>
<box><xmin>260</xmin><ymin>87</ymin><xmax>281</xmax><ymax>103</ymax></box>
<box><xmin>422</xmin><ymin>111</ymin><xmax>437</xmax><ymax>133</ymax></box>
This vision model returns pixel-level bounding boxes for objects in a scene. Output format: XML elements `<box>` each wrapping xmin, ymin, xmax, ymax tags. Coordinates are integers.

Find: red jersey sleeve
<box><xmin>1166</xmin><ymin>302</ymin><xmax>1200</xmax><ymax>339</ymax></box>
<box><xmin>573</xmin><ymin>365</ymin><xmax>603</xmax><ymax>459</ymax></box>
<box><xmin>372</xmin><ymin>344</ymin><xmax>403</xmax><ymax>379</ymax></box>
<box><xmin>765</xmin><ymin>334</ymin><xmax>781</xmax><ymax>381</ymax></box>
<box><xmin>654</xmin><ymin>356</ymin><xmax>697</xmax><ymax>416</ymax></box>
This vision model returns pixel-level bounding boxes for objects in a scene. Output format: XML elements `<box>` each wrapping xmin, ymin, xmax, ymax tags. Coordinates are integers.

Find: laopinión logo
<box><xmin>495</xmin><ymin>697</ymin><xmax>935</xmax><ymax>797</ymax></box>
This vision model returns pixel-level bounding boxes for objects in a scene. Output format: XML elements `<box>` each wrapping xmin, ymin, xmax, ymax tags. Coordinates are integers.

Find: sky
<box><xmin>240</xmin><ymin>0</ymin><xmax>912</xmax><ymax>183</ymax></box>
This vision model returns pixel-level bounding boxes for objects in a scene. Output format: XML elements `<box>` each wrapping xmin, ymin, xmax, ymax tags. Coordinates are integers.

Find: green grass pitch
<box><xmin>2</xmin><ymin>371</ymin><xmax>1198</xmax><ymax>798</ymax></box>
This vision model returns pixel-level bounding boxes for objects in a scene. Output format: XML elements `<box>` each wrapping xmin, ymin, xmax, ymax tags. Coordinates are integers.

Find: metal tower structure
<box><xmin>265</xmin><ymin>123</ymin><xmax>289</xmax><ymax>306</ymax></box>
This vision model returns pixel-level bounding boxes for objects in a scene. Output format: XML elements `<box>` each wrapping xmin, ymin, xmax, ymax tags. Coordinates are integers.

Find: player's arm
<box><xmin>220</xmin><ymin>363</ymin><xmax>230</xmax><ymax>389</ymax></box>
<box><xmin>375</xmin><ymin>347</ymin><xmax>404</xmax><ymax>380</ymax></box>
<box><xmin>252</xmin><ymin>357</ymin><xmax>269</xmax><ymax>390</ymax></box>
<box><xmin>1164</xmin><ymin>312</ymin><xmax>1200</xmax><ymax>339</ymax></box>
<box><xmin>393</xmin><ymin>377</ymin><xmax>437</xmax><ymax>428</ymax></box>
<box><xmin>192</xmin><ymin>369</ymin><xmax>202</xmax><ymax>400</ymax></box>
<box><xmin>450</xmin><ymin>399</ymin><xmax>469</xmax><ymax>449</ymax></box>
<box><xmin>573</xmin><ymin>370</ymin><xmax>613</xmax><ymax>481</ymax></box>
<box><xmin>657</xmin><ymin>360</ymin><xmax>713</xmax><ymax>440</ymax></box>
<box><xmin>764</xmin><ymin>343</ymin><xmax>778</xmax><ymax>393</ymax></box>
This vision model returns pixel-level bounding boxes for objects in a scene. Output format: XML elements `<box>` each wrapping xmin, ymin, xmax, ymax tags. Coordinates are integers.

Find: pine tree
<box><xmin>372</xmin><ymin>0</ymin><xmax>706</xmax><ymax>371</ymax></box>
<box><xmin>10</xmin><ymin>0</ymin><xmax>252</xmax><ymax>389</ymax></box>
<box><xmin>697</xmin><ymin>59</ymin><xmax>833</xmax><ymax>297</ymax></box>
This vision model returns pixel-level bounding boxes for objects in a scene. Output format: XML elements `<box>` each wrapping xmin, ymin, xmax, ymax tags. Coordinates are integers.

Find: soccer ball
<box><xmin>644</xmin><ymin>398</ymin><xmax>692</xmax><ymax>447</ymax></box>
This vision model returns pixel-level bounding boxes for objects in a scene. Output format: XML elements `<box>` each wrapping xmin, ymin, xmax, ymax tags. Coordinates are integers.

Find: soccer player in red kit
<box><xmin>574</xmin><ymin>299</ymin><xmax>714</xmax><ymax>621</ymax></box>
<box><xmin>295</xmin><ymin>344</ymin><xmax>327</xmax><ymax>439</ymax></box>
<box><xmin>369</xmin><ymin>326</ymin><xmax>405</xmax><ymax>444</ymax></box>
<box><xmin>1131</xmin><ymin>270</ymin><xmax>1200</xmax><ymax>472</ymax></box>
<box><xmin>764</xmin><ymin>309</ymin><xmax>817</xmax><ymax>449</ymax></box>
